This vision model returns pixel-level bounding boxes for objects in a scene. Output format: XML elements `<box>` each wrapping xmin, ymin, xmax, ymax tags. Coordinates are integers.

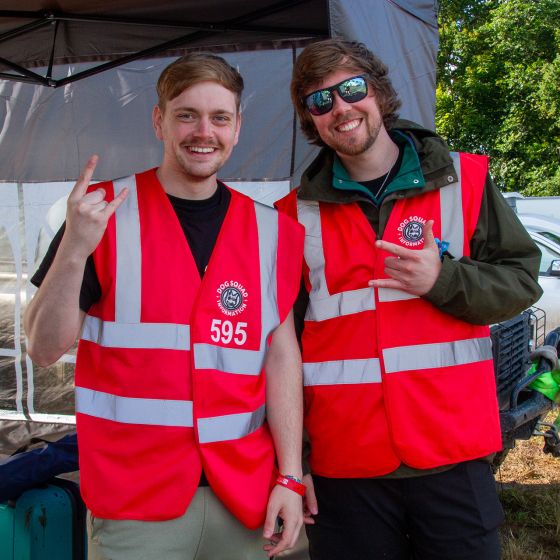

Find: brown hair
<box><xmin>291</xmin><ymin>40</ymin><xmax>401</xmax><ymax>146</ymax></box>
<box><xmin>157</xmin><ymin>53</ymin><xmax>244</xmax><ymax>111</ymax></box>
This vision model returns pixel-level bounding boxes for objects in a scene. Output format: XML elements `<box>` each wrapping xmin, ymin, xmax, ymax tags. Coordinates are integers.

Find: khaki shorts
<box><xmin>87</xmin><ymin>487</ymin><xmax>269</xmax><ymax>560</ymax></box>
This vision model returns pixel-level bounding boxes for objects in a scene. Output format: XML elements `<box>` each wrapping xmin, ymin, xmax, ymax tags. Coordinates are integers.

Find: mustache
<box><xmin>181</xmin><ymin>139</ymin><xmax>221</xmax><ymax>149</ymax></box>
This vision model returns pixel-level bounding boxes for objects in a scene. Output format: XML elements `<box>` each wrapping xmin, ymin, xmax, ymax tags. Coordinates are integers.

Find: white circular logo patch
<box><xmin>398</xmin><ymin>216</ymin><xmax>427</xmax><ymax>247</ymax></box>
<box><xmin>217</xmin><ymin>281</ymin><xmax>248</xmax><ymax>316</ymax></box>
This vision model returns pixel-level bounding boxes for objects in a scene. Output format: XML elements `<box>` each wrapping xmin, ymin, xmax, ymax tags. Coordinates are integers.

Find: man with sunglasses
<box><xmin>276</xmin><ymin>39</ymin><xmax>542</xmax><ymax>560</ymax></box>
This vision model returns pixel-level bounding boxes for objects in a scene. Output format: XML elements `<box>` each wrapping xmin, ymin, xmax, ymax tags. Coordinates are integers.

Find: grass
<box><xmin>499</xmin><ymin>483</ymin><xmax>560</xmax><ymax>559</ymax></box>
<box><xmin>496</xmin><ymin>410</ymin><xmax>560</xmax><ymax>559</ymax></box>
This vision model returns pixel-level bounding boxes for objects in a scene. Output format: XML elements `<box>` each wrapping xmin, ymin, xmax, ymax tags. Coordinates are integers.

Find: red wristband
<box><xmin>276</xmin><ymin>474</ymin><xmax>306</xmax><ymax>496</ymax></box>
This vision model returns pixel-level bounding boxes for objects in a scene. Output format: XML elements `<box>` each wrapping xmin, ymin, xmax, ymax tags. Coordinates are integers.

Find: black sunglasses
<box><xmin>304</xmin><ymin>75</ymin><xmax>369</xmax><ymax>116</ymax></box>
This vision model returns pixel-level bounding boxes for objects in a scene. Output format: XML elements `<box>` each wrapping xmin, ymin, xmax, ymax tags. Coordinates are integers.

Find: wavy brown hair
<box><xmin>157</xmin><ymin>53</ymin><xmax>244</xmax><ymax>111</ymax></box>
<box><xmin>291</xmin><ymin>40</ymin><xmax>401</xmax><ymax>146</ymax></box>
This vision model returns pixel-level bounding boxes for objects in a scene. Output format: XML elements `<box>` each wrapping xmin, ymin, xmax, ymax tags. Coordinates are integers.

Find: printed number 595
<box><xmin>210</xmin><ymin>319</ymin><xmax>247</xmax><ymax>345</ymax></box>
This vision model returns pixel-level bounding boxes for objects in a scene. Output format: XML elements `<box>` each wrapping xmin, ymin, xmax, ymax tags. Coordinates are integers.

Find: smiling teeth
<box><xmin>189</xmin><ymin>147</ymin><xmax>215</xmax><ymax>153</ymax></box>
<box><xmin>337</xmin><ymin>120</ymin><xmax>360</xmax><ymax>132</ymax></box>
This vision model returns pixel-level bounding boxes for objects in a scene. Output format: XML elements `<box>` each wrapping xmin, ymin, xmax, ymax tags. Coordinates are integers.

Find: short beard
<box><xmin>175</xmin><ymin>148</ymin><xmax>222</xmax><ymax>181</ymax></box>
<box><xmin>331</xmin><ymin>118</ymin><xmax>381</xmax><ymax>156</ymax></box>
<box><xmin>179</xmin><ymin>162</ymin><xmax>221</xmax><ymax>181</ymax></box>
<box><xmin>334</xmin><ymin>133</ymin><xmax>376</xmax><ymax>156</ymax></box>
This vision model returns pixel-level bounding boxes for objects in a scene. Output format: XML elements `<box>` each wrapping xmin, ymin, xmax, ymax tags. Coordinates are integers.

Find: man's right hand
<box><xmin>65</xmin><ymin>155</ymin><xmax>128</xmax><ymax>259</ymax></box>
<box><xmin>303</xmin><ymin>474</ymin><xmax>318</xmax><ymax>524</ymax></box>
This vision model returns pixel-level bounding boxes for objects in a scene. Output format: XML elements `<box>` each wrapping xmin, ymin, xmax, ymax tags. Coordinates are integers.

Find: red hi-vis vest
<box><xmin>278</xmin><ymin>152</ymin><xmax>502</xmax><ymax>478</ymax></box>
<box><xmin>74</xmin><ymin>169</ymin><xmax>303</xmax><ymax>527</ymax></box>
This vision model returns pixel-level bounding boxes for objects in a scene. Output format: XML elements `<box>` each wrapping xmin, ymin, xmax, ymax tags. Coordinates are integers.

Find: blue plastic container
<box><xmin>0</xmin><ymin>480</ymin><xmax>86</xmax><ymax>560</ymax></box>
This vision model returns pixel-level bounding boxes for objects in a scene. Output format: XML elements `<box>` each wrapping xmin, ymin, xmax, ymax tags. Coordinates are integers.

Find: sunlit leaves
<box><xmin>436</xmin><ymin>0</ymin><xmax>560</xmax><ymax>194</ymax></box>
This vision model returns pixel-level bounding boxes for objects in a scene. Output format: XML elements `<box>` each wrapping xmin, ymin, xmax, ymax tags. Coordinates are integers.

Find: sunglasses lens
<box><xmin>305</xmin><ymin>89</ymin><xmax>333</xmax><ymax>116</ymax></box>
<box><xmin>339</xmin><ymin>77</ymin><xmax>368</xmax><ymax>103</ymax></box>
<box><xmin>305</xmin><ymin>76</ymin><xmax>368</xmax><ymax>116</ymax></box>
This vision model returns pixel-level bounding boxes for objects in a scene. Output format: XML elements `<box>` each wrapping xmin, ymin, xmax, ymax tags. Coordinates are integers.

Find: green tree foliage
<box><xmin>436</xmin><ymin>0</ymin><xmax>560</xmax><ymax>194</ymax></box>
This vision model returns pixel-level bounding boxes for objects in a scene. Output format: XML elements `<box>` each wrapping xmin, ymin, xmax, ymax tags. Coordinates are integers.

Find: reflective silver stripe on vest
<box><xmin>297</xmin><ymin>201</ymin><xmax>329</xmax><ymax>298</ymax></box>
<box><xmin>114</xmin><ymin>176</ymin><xmax>141</xmax><ymax>323</ymax></box>
<box><xmin>197</xmin><ymin>404</ymin><xmax>266</xmax><ymax>444</ymax></box>
<box><xmin>377</xmin><ymin>288</ymin><xmax>419</xmax><ymax>303</ymax></box>
<box><xmin>192</xmin><ymin>201</ymin><xmax>278</xmax><ymax>374</ymax></box>
<box><xmin>440</xmin><ymin>152</ymin><xmax>464</xmax><ymax>258</ymax></box>
<box><xmin>75</xmin><ymin>386</ymin><xmax>263</xmax><ymax>444</ymax></box>
<box><xmin>255</xmin><ymin>202</ymin><xmax>280</xmax><ymax>341</ymax></box>
<box><xmin>306</xmin><ymin>287</ymin><xmax>375</xmax><ymax>321</ymax></box>
<box><xmin>383</xmin><ymin>337</ymin><xmax>493</xmax><ymax>374</ymax></box>
<box><xmin>75</xmin><ymin>386</ymin><xmax>193</xmax><ymax>427</ymax></box>
<box><xmin>81</xmin><ymin>315</ymin><xmax>190</xmax><ymax>350</ymax></box>
<box><xmin>303</xmin><ymin>358</ymin><xmax>381</xmax><ymax>386</ymax></box>
<box><xmin>297</xmin><ymin>200</ymin><xmax>376</xmax><ymax>321</ymax></box>
<box><xmin>193</xmin><ymin>344</ymin><xmax>265</xmax><ymax>375</ymax></box>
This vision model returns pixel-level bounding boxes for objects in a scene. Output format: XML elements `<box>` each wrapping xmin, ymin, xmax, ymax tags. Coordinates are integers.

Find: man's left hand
<box><xmin>369</xmin><ymin>220</ymin><xmax>442</xmax><ymax>296</ymax></box>
<box><xmin>263</xmin><ymin>485</ymin><xmax>303</xmax><ymax>558</ymax></box>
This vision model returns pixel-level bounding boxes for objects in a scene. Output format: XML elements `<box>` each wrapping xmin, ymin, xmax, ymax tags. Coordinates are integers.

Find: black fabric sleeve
<box><xmin>293</xmin><ymin>278</ymin><xmax>309</xmax><ymax>345</ymax></box>
<box><xmin>30</xmin><ymin>222</ymin><xmax>101</xmax><ymax>312</ymax></box>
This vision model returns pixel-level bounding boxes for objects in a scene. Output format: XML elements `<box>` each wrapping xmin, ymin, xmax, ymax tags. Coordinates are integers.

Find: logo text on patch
<box><xmin>398</xmin><ymin>216</ymin><xmax>427</xmax><ymax>247</ymax></box>
<box><xmin>217</xmin><ymin>281</ymin><xmax>248</xmax><ymax>316</ymax></box>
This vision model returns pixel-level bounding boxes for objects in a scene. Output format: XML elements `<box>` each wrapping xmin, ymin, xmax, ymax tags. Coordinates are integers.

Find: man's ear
<box><xmin>152</xmin><ymin>105</ymin><xmax>163</xmax><ymax>140</ymax></box>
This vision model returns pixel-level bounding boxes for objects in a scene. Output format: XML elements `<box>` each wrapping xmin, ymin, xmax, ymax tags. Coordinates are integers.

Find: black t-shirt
<box><xmin>31</xmin><ymin>182</ymin><xmax>232</xmax><ymax>311</ymax></box>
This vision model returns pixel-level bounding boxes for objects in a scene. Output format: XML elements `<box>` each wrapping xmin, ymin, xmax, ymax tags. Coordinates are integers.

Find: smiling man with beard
<box><xmin>24</xmin><ymin>53</ymin><xmax>305</xmax><ymax>560</ymax></box>
<box><xmin>276</xmin><ymin>39</ymin><xmax>542</xmax><ymax>560</ymax></box>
